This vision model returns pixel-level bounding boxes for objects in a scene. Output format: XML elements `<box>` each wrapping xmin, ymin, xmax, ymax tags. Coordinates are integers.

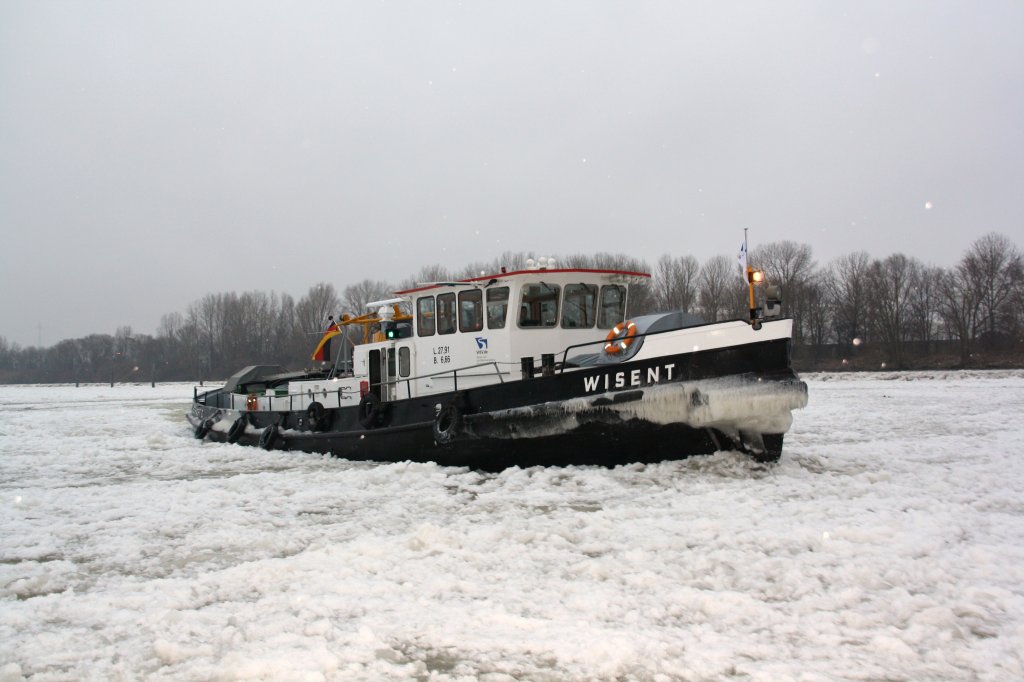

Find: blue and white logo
<box><xmin>475</xmin><ymin>337</ymin><xmax>488</xmax><ymax>350</ymax></box>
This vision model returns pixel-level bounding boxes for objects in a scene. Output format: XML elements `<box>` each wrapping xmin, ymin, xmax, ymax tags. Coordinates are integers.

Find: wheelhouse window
<box><xmin>518</xmin><ymin>283</ymin><xmax>560</xmax><ymax>328</ymax></box>
<box><xmin>598</xmin><ymin>285</ymin><xmax>627</xmax><ymax>328</ymax></box>
<box><xmin>561</xmin><ymin>284</ymin><xmax>597</xmax><ymax>329</ymax></box>
<box><xmin>416</xmin><ymin>296</ymin><xmax>435</xmax><ymax>337</ymax></box>
<box><xmin>458</xmin><ymin>290</ymin><xmax>483</xmax><ymax>333</ymax></box>
<box><xmin>437</xmin><ymin>293</ymin><xmax>456</xmax><ymax>335</ymax></box>
<box><xmin>486</xmin><ymin>287</ymin><xmax>509</xmax><ymax>329</ymax></box>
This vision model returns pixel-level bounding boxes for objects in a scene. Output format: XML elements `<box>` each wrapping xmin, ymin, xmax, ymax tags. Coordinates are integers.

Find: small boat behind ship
<box><xmin>187</xmin><ymin>257</ymin><xmax>807</xmax><ymax>469</ymax></box>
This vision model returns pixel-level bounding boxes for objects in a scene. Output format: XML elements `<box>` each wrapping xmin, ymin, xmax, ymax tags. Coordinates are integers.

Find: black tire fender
<box><xmin>433</xmin><ymin>403</ymin><xmax>462</xmax><ymax>445</ymax></box>
<box><xmin>227</xmin><ymin>416</ymin><xmax>247</xmax><ymax>444</ymax></box>
<box><xmin>307</xmin><ymin>401</ymin><xmax>327</xmax><ymax>431</ymax></box>
<box><xmin>258</xmin><ymin>424</ymin><xmax>279</xmax><ymax>450</ymax></box>
<box><xmin>193</xmin><ymin>419</ymin><xmax>213</xmax><ymax>440</ymax></box>
<box><xmin>753</xmin><ymin>433</ymin><xmax>784</xmax><ymax>464</ymax></box>
<box><xmin>358</xmin><ymin>393</ymin><xmax>381</xmax><ymax>428</ymax></box>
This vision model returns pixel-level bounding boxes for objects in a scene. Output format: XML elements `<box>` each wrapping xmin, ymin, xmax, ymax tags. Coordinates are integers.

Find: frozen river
<box><xmin>1</xmin><ymin>372</ymin><xmax>1023</xmax><ymax>680</ymax></box>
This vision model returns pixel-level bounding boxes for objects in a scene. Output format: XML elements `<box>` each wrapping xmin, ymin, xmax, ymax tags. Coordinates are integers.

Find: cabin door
<box><xmin>393</xmin><ymin>341</ymin><xmax>414</xmax><ymax>399</ymax></box>
<box><xmin>367</xmin><ymin>349</ymin><xmax>381</xmax><ymax>400</ymax></box>
<box><xmin>369</xmin><ymin>343</ymin><xmax>400</xmax><ymax>402</ymax></box>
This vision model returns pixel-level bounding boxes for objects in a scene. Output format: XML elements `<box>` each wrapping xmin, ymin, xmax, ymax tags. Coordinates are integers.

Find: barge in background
<box><xmin>187</xmin><ymin>258</ymin><xmax>807</xmax><ymax>469</ymax></box>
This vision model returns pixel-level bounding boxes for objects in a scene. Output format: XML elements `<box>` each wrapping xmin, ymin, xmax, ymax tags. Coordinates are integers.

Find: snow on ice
<box><xmin>1</xmin><ymin>372</ymin><xmax>1023</xmax><ymax>680</ymax></box>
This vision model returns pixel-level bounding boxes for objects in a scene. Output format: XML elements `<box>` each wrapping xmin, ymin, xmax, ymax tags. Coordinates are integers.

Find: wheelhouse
<box><xmin>322</xmin><ymin>266</ymin><xmax>651</xmax><ymax>405</ymax></box>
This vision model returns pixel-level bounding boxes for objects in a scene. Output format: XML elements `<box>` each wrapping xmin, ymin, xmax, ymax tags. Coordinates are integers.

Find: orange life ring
<box><xmin>604</xmin><ymin>320</ymin><xmax>637</xmax><ymax>354</ymax></box>
<box><xmin>246</xmin><ymin>393</ymin><xmax>258</xmax><ymax>411</ymax></box>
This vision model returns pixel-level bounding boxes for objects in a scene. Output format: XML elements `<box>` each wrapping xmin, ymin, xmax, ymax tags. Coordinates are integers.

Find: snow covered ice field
<box><xmin>1</xmin><ymin>373</ymin><xmax>1023</xmax><ymax>681</ymax></box>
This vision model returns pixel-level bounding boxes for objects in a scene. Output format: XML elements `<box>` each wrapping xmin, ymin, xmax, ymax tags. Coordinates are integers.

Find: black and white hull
<box><xmin>188</xmin><ymin>314</ymin><xmax>807</xmax><ymax>470</ymax></box>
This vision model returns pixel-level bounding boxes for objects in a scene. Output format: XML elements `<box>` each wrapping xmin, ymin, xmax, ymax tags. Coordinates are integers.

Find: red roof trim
<box><xmin>394</xmin><ymin>268</ymin><xmax>651</xmax><ymax>295</ymax></box>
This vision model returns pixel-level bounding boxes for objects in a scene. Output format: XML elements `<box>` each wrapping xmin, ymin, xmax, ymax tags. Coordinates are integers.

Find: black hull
<box><xmin>187</xmin><ymin>336</ymin><xmax>807</xmax><ymax>470</ymax></box>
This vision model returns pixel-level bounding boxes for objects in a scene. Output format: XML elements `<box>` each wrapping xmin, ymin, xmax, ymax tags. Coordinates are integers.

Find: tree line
<box><xmin>1</xmin><ymin>235</ymin><xmax>1020</xmax><ymax>383</ymax></box>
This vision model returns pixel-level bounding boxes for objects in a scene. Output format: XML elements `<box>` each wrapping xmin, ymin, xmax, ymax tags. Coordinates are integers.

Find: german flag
<box><xmin>311</xmin><ymin>322</ymin><xmax>341</xmax><ymax>362</ymax></box>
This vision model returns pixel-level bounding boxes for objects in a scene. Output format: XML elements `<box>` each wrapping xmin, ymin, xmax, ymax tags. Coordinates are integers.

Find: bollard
<box><xmin>520</xmin><ymin>357</ymin><xmax>534</xmax><ymax>380</ymax></box>
<box><xmin>541</xmin><ymin>354</ymin><xmax>555</xmax><ymax>376</ymax></box>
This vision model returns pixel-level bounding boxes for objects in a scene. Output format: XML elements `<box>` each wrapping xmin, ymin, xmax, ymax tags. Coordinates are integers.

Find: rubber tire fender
<box><xmin>307</xmin><ymin>401</ymin><xmax>327</xmax><ymax>431</ymax></box>
<box><xmin>752</xmin><ymin>433</ymin><xmax>784</xmax><ymax>464</ymax></box>
<box><xmin>433</xmin><ymin>403</ymin><xmax>462</xmax><ymax>445</ymax></box>
<box><xmin>227</xmin><ymin>416</ymin><xmax>247</xmax><ymax>444</ymax></box>
<box><xmin>358</xmin><ymin>393</ymin><xmax>381</xmax><ymax>429</ymax></box>
<box><xmin>258</xmin><ymin>424</ymin><xmax>279</xmax><ymax>450</ymax></box>
<box><xmin>193</xmin><ymin>419</ymin><xmax>213</xmax><ymax>440</ymax></box>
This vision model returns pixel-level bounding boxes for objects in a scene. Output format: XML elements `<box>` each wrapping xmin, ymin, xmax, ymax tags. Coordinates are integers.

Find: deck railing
<box><xmin>193</xmin><ymin>360</ymin><xmax>509</xmax><ymax>408</ymax></box>
<box><xmin>379</xmin><ymin>360</ymin><xmax>508</xmax><ymax>400</ymax></box>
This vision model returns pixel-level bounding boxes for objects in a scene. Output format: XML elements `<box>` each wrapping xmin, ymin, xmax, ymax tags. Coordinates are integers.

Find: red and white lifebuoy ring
<box><xmin>604</xmin><ymin>320</ymin><xmax>637</xmax><ymax>354</ymax></box>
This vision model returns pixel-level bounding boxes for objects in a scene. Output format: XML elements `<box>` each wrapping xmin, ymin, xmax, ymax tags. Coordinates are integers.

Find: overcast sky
<box><xmin>2</xmin><ymin>1</ymin><xmax>1022</xmax><ymax>347</ymax></box>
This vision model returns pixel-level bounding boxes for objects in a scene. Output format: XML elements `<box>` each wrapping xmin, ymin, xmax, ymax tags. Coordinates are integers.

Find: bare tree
<box><xmin>754</xmin><ymin>241</ymin><xmax>816</xmax><ymax>284</ymax></box>
<box><xmin>867</xmin><ymin>253</ymin><xmax>923</xmax><ymax>367</ymax></box>
<box><xmin>486</xmin><ymin>251</ymin><xmax>529</xmax><ymax>273</ymax></box>
<box><xmin>824</xmin><ymin>251</ymin><xmax>871</xmax><ymax>346</ymax></box>
<box><xmin>937</xmin><ymin>265</ymin><xmax>980</xmax><ymax>365</ymax></box>
<box><xmin>157</xmin><ymin>312</ymin><xmax>183</xmax><ymax>340</ymax></box>
<box><xmin>396</xmin><ymin>264</ymin><xmax>454</xmax><ymax>293</ymax></box>
<box><xmin>114</xmin><ymin>326</ymin><xmax>133</xmax><ymax>362</ymax></box>
<box><xmin>341</xmin><ymin>279</ymin><xmax>394</xmax><ymax>316</ymax></box>
<box><xmin>654</xmin><ymin>254</ymin><xmax>700</xmax><ymax>313</ymax></box>
<box><xmin>235</xmin><ymin>291</ymin><xmax>279</xmax><ymax>362</ymax></box>
<box><xmin>188</xmin><ymin>293</ymin><xmax>226</xmax><ymax>376</ymax></box>
<box><xmin>455</xmin><ymin>262</ymin><xmax>503</xmax><ymax>280</ymax></box>
<box><xmin>78</xmin><ymin>334</ymin><xmax>116</xmax><ymax>381</ymax></box>
<box><xmin>272</xmin><ymin>293</ymin><xmax>304</xmax><ymax>363</ymax></box>
<box><xmin>653</xmin><ymin>255</ymin><xmax>675</xmax><ymax>311</ymax></box>
<box><xmin>906</xmin><ymin>266</ymin><xmax>944</xmax><ymax>344</ymax></box>
<box><xmin>296</xmin><ymin>283</ymin><xmax>341</xmax><ymax>335</ymax></box>
<box><xmin>802</xmin><ymin>274</ymin><xmax>833</xmax><ymax>347</ymax></box>
<box><xmin>962</xmin><ymin>233</ymin><xmax>1022</xmax><ymax>346</ymax></box>
<box><xmin>181</xmin><ymin>310</ymin><xmax>205</xmax><ymax>378</ymax></box>
<box><xmin>1011</xmin><ymin>261</ymin><xmax>1024</xmax><ymax>342</ymax></box>
<box><xmin>698</xmin><ymin>256</ymin><xmax>737</xmax><ymax>322</ymax></box>
<box><xmin>0</xmin><ymin>336</ymin><xmax>11</xmax><ymax>378</ymax></box>
<box><xmin>556</xmin><ymin>252</ymin><xmax>593</xmax><ymax>269</ymax></box>
<box><xmin>218</xmin><ymin>292</ymin><xmax>246</xmax><ymax>367</ymax></box>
